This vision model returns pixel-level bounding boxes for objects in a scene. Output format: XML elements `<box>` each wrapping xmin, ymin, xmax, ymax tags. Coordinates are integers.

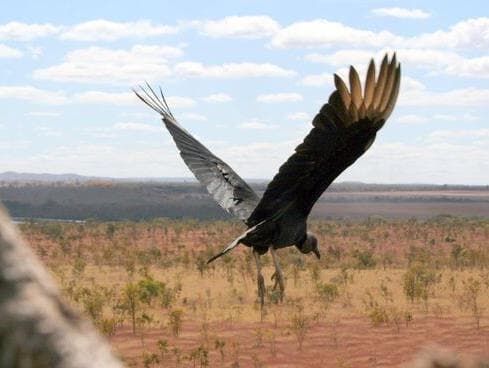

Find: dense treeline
<box><xmin>1</xmin><ymin>182</ymin><xmax>488</xmax><ymax>221</ymax></box>
<box><xmin>1</xmin><ymin>183</ymin><xmax>228</xmax><ymax>220</ymax></box>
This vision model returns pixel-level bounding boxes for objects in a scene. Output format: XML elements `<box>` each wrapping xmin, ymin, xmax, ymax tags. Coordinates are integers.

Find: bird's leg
<box><xmin>253</xmin><ymin>249</ymin><xmax>265</xmax><ymax>309</ymax></box>
<box><xmin>270</xmin><ymin>247</ymin><xmax>285</xmax><ymax>302</ymax></box>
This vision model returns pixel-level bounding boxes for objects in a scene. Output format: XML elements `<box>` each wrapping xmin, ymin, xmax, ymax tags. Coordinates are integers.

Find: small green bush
<box><xmin>316</xmin><ymin>282</ymin><xmax>339</xmax><ymax>303</ymax></box>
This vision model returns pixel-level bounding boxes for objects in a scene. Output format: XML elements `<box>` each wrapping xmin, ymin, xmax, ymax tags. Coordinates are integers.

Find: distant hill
<box><xmin>0</xmin><ymin>171</ymin><xmax>97</xmax><ymax>183</ymax></box>
<box><xmin>0</xmin><ymin>171</ymin><xmax>487</xmax><ymax>191</ymax></box>
<box><xmin>0</xmin><ymin>171</ymin><xmax>196</xmax><ymax>184</ymax></box>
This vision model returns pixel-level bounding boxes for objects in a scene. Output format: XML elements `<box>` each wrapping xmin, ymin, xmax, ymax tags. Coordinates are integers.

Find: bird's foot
<box><xmin>271</xmin><ymin>272</ymin><xmax>278</xmax><ymax>289</ymax></box>
<box><xmin>271</xmin><ymin>271</ymin><xmax>285</xmax><ymax>302</ymax></box>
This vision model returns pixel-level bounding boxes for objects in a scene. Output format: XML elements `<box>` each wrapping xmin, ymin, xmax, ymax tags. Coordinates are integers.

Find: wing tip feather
<box><xmin>133</xmin><ymin>84</ymin><xmax>175</xmax><ymax>122</ymax></box>
<box><xmin>329</xmin><ymin>52</ymin><xmax>400</xmax><ymax>129</ymax></box>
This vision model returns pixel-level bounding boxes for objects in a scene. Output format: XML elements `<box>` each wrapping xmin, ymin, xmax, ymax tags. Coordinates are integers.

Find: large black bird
<box><xmin>135</xmin><ymin>53</ymin><xmax>401</xmax><ymax>306</ymax></box>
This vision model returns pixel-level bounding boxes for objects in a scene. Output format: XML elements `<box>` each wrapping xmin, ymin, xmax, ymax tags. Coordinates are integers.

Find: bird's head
<box><xmin>300</xmin><ymin>232</ymin><xmax>320</xmax><ymax>259</ymax></box>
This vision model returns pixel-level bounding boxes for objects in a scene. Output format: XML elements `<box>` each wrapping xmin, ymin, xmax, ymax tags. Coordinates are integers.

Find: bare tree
<box><xmin>0</xmin><ymin>206</ymin><xmax>123</xmax><ymax>368</ymax></box>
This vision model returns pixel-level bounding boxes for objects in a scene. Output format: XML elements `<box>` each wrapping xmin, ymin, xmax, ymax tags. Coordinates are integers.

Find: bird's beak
<box><xmin>313</xmin><ymin>248</ymin><xmax>321</xmax><ymax>259</ymax></box>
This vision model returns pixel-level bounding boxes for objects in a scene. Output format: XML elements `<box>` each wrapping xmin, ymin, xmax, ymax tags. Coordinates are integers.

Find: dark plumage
<box><xmin>134</xmin><ymin>53</ymin><xmax>401</xmax><ymax>306</ymax></box>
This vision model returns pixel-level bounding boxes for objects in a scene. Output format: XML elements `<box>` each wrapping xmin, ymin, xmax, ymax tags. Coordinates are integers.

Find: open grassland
<box><xmin>18</xmin><ymin>216</ymin><xmax>489</xmax><ymax>367</ymax></box>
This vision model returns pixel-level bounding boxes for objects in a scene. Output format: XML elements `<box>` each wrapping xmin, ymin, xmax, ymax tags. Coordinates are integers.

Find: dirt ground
<box><xmin>97</xmin><ymin>265</ymin><xmax>489</xmax><ymax>368</ymax></box>
<box><xmin>111</xmin><ymin>314</ymin><xmax>489</xmax><ymax>367</ymax></box>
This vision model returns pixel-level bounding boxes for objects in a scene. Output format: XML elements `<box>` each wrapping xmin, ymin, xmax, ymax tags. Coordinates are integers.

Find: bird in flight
<box><xmin>134</xmin><ymin>53</ymin><xmax>401</xmax><ymax>308</ymax></box>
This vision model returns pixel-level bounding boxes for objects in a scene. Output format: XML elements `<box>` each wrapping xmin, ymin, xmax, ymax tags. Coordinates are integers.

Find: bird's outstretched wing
<box><xmin>247</xmin><ymin>54</ymin><xmax>401</xmax><ymax>227</ymax></box>
<box><xmin>134</xmin><ymin>85</ymin><xmax>259</xmax><ymax>221</ymax></box>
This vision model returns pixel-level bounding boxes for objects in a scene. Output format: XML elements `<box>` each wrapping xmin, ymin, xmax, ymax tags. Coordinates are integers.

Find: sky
<box><xmin>0</xmin><ymin>0</ymin><xmax>488</xmax><ymax>184</ymax></box>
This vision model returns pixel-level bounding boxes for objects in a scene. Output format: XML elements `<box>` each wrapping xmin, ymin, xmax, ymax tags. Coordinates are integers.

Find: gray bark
<box><xmin>0</xmin><ymin>206</ymin><xmax>123</xmax><ymax>368</ymax></box>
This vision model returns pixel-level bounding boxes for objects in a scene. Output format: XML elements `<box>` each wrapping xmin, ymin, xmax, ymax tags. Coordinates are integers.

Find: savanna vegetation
<box><xmin>16</xmin><ymin>215</ymin><xmax>489</xmax><ymax>367</ymax></box>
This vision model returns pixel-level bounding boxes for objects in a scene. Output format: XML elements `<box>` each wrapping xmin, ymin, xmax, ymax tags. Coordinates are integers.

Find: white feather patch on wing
<box><xmin>207</xmin><ymin>220</ymin><xmax>267</xmax><ymax>264</ymax></box>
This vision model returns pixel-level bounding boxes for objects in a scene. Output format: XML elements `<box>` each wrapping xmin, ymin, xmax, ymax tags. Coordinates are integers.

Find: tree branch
<box><xmin>0</xmin><ymin>206</ymin><xmax>123</xmax><ymax>368</ymax></box>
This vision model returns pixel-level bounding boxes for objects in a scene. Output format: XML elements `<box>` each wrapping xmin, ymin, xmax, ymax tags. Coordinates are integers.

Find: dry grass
<box><xmin>18</xmin><ymin>217</ymin><xmax>489</xmax><ymax>367</ymax></box>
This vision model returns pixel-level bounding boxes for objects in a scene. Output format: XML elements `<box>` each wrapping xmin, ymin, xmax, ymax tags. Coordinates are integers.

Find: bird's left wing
<box><xmin>134</xmin><ymin>86</ymin><xmax>259</xmax><ymax>221</ymax></box>
<box><xmin>247</xmin><ymin>54</ymin><xmax>401</xmax><ymax>227</ymax></box>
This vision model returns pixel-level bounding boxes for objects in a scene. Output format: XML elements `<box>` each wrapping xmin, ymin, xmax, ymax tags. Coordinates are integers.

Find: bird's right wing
<box><xmin>247</xmin><ymin>54</ymin><xmax>400</xmax><ymax>227</ymax></box>
<box><xmin>134</xmin><ymin>86</ymin><xmax>260</xmax><ymax>221</ymax></box>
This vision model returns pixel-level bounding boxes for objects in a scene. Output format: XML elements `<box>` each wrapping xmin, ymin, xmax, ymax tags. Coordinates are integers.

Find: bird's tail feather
<box><xmin>207</xmin><ymin>220</ymin><xmax>267</xmax><ymax>264</ymax></box>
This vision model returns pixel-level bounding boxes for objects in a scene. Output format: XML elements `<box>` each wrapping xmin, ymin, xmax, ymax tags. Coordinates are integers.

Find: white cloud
<box><xmin>0</xmin><ymin>143</ymin><xmax>185</xmax><ymax>177</ymax></box>
<box><xmin>433</xmin><ymin>113</ymin><xmax>479</xmax><ymax>122</ymax></box>
<box><xmin>4</xmin><ymin>15</ymin><xmax>489</xmax><ymax>184</ymax></box>
<box><xmin>287</xmin><ymin>112</ymin><xmax>311</xmax><ymax>121</ymax></box>
<box><xmin>394</xmin><ymin>115</ymin><xmax>429</xmax><ymax>124</ymax></box>
<box><xmin>429</xmin><ymin>128</ymin><xmax>489</xmax><ymax>140</ymax></box>
<box><xmin>461</xmin><ymin>113</ymin><xmax>479</xmax><ymax>121</ymax></box>
<box><xmin>26</xmin><ymin>111</ymin><xmax>61</xmax><ymax>117</ymax></box>
<box><xmin>304</xmin><ymin>50</ymin><xmax>373</xmax><ymax>66</ymax></box>
<box><xmin>180</xmin><ymin>112</ymin><xmax>208</xmax><ymax>121</ymax></box>
<box><xmin>300</xmin><ymin>72</ymin><xmax>333</xmax><ymax>87</ymax></box>
<box><xmin>6</xmin><ymin>132</ymin><xmax>489</xmax><ymax>184</ymax></box>
<box><xmin>113</xmin><ymin>122</ymin><xmax>160</xmax><ymax>132</ymax></box>
<box><xmin>256</xmin><ymin>92</ymin><xmax>303</xmax><ymax>103</ymax></box>
<box><xmin>74</xmin><ymin>91</ymin><xmax>137</xmax><ymax>105</ymax></box>
<box><xmin>406</xmin><ymin>17</ymin><xmax>489</xmax><ymax>49</ymax></box>
<box><xmin>443</xmin><ymin>55</ymin><xmax>489</xmax><ymax>78</ymax></box>
<box><xmin>202</xmin><ymin>93</ymin><xmax>233</xmax><ymax>103</ymax></box>
<box><xmin>0</xmin><ymin>44</ymin><xmax>22</xmax><ymax>58</ymax></box>
<box><xmin>33</xmin><ymin>44</ymin><xmax>182</xmax><ymax>84</ymax></box>
<box><xmin>0</xmin><ymin>86</ymin><xmax>68</xmax><ymax>105</ymax></box>
<box><xmin>270</xmin><ymin>19</ymin><xmax>401</xmax><ymax>48</ymax></box>
<box><xmin>0</xmin><ymin>22</ymin><xmax>60</xmax><ymax>41</ymax></box>
<box><xmin>239</xmin><ymin>119</ymin><xmax>279</xmax><ymax>130</ymax></box>
<box><xmin>394</xmin><ymin>113</ymin><xmax>479</xmax><ymax>124</ymax></box>
<box><xmin>35</xmin><ymin>126</ymin><xmax>62</xmax><ymax>137</ymax></box>
<box><xmin>371</xmin><ymin>7</ymin><xmax>430</xmax><ymax>19</ymax></box>
<box><xmin>305</xmin><ymin>49</ymin><xmax>489</xmax><ymax>78</ymax></box>
<box><xmin>74</xmin><ymin>90</ymin><xmax>195</xmax><ymax>108</ymax></box>
<box><xmin>215</xmin><ymin>140</ymin><xmax>299</xmax><ymax>178</ymax></box>
<box><xmin>40</xmin><ymin>131</ymin><xmax>62</xmax><ymax>137</ymax></box>
<box><xmin>194</xmin><ymin>16</ymin><xmax>280</xmax><ymax>39</ymax></box>
<box><xmin>344</xmin><ymin>139</ymin><xmax>489</xmax><ymax>184</ymax></box>
<box><xmin>165</xmin><ymin>96</ymin><xmax>196</xmax><ymax>109</ymax></box>
<box><xmin>271</xmin><ymin>17</ymin><xmax>489</xmax><ymax>51</ymax></box>
<box><xmin>402</xmin><ymin>76</ymin><xmax>426</xmax><ymax>92</ymax></box>
<box><xmin>0</xmin><ymin>139</ymin><xmax>31</xmax><ymax>151</ymax></box>
<box><xmin>433</xmin><ymin>114</ymin><xmax>457</xmax><ymax>122</ymax></box>
<box><xmin>174</xmin><ymin>62</ymin><xmax>296</xmax><ymax>78</ymax></box>
<box><xmin>399</xmin><ymin>82</ymin><xmax>489</xmax><ymax>107</ymax></box>
<box><xmin>61</xmin><ymin>19</ymin><xmax>177</xmax><ymax>41</ymax></box>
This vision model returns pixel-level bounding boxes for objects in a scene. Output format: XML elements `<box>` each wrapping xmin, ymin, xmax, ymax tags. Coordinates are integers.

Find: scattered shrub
<box><xmin>169</xmin><ymin>309</ymin><xmax>184</xmax><ymax>337</ymax></box>
<box><xmin>352</xmin><ymin>248</ymin><xmax>376</xmax><ymax>269</ymax></box>
<box><xmin>290</xmin><ymin>304</ymin><xmax>310</xmax><ymax>351</ymax></box>
<box><xmin>403</xmin><ymin>263</ymin><xmax>440</xmax><ymax>304</ymax></box>
<box><xmin>316</xmin><ymin>282</ymin><xmax>339</xmax><ymax>304</ymax></box>
<box><xmin>459</xmin><ymin>277</ymin><xmax>483</xmax><ymax>329</ymax></box>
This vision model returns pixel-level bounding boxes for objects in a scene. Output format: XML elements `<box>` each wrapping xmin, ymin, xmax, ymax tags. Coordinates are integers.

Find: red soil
<box><xmin>111</xmin><ymin>315</ymin><xmax>489</xmax><ymax>367</ymax></box>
